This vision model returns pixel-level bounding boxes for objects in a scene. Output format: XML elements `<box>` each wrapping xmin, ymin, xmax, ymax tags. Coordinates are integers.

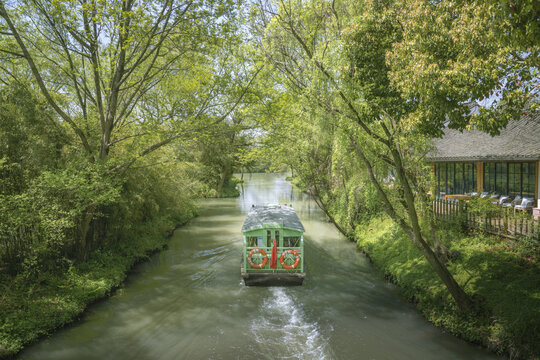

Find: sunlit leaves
<box><xmin>387</xmin><ymin>0</ymin><xmax>538</xmax><ymax>136</ymax></box>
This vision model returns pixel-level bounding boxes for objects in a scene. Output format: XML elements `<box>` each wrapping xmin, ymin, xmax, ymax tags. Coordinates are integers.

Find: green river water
<box><xmin>20</xmin><ymin>173</ymin><xmax>500</xmax><ymax>360</ymax></box>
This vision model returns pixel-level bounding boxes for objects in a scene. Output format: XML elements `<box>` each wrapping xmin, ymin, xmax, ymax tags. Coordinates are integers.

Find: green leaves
<box><xmin>387</xmin><ymin>0</ymin><xmax>538</xmax><ymax>136</ymax></box>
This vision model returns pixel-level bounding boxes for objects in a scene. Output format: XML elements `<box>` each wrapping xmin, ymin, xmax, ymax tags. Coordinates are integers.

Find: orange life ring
<box><xmin>247</xmin><ymin>248</ymin><xmax>268</xmax><ymax>269</ymax></box>
<box><xmin>280</xmin><ymin>249</ymin><xmax>300</xmax><ymax>270</ymax></box>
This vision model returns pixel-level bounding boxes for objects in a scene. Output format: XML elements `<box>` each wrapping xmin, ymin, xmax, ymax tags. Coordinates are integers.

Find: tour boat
<box><xmin>241</xmin><ymin>204</ymin><xmax>305</xmax><ymax>286</ymax></box>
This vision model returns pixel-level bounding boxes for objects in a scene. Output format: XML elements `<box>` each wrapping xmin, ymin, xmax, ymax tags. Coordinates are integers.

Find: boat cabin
<box><xmin>241</xmin><ymin>204</ymin><xmax>305</xmax><ymax>286</ymax></box>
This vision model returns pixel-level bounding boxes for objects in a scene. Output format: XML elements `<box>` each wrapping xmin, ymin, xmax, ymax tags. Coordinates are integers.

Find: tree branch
<box><xmin>347</xmin><ymin>131</ymin><xmax>411</xmax><ymax>233</ymax></box>
<box><xmin>0</xmin><ymin>2</ymin><xmax>94</xmax><ymax>157</ymax></box>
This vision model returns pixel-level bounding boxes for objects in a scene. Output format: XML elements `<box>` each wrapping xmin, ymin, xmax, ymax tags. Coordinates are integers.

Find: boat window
<box><xmin>274</xmin><ymin>231</ymin><xmax>279</xmax><ymax>247</ymax></box>
<box><xmin>248</xmin><ymin>237</ymin><xmax>257</xmax><ymax>247</ymax></box>
<box><xmin>267</xmin><ymin>230</ymin><xmax>271</xmax><ymax>247</ymax></box>
<box><xmin>283</xmin><ymin>236</ymin><xmax>300</xmax><ymax>247</ymax></box>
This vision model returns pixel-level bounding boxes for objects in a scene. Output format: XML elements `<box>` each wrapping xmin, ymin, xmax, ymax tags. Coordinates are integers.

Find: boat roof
<box><xmin>241</xmin><ymin>204</ymin><xmax>305</xmax><ymax>233</ymax></box>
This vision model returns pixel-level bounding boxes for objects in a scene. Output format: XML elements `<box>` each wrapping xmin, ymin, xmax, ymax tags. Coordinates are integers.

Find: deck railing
<box><xmin>432</xmin><ymin>198</ymin><xmax>540</xmax><ymax>241</ymax></box>
<box><xmin>244</xmin><ymin>246</ymin><xmax>304</xmax><ymax>273</ymax></box>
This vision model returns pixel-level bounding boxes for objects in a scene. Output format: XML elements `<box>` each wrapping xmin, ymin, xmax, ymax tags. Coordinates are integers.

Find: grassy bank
<box><xmin>355</xmin><ymin>217</ymin><xmax>540</xmax><ymax>359</ymax></box>
<box><xmin>0</xmin><ymin>212</ymin><xmax>196</xmax><ymax>358</ymax></box>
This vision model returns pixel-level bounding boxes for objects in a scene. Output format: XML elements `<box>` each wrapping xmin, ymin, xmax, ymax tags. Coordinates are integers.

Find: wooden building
<box><xmin>428</xmin><ymin>113</ymin><xmax>540</xmax><ymax>206</ymax></box>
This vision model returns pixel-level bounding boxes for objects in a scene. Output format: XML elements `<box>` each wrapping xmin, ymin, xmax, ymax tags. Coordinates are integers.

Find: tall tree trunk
<box><xmin>390</xmin><ymin>147</ymin><xmax>474</xmax><ymax>313</ymax></box>
<box><xmin>417</xmin><ymin>184</ymin><xmax>449</xmax><ymax>261</ymax></box>
<box><xmin>217</xmin><ymin>160</ymin><xmax>233</xmax><ymax>197</ymax></box>
<box><xmin>349</xmin><ymin>132</ymin><xmax>474</xmax><ymax>313</ymax></box>
<box><xmin>78</xmin><ymin>204</ymin><xmax>97</xmax><ymax>262</ymax></box>
<box><xmin>429</xmin><ymin>217</ymin><xmax>449</xmax><ymax>262</ymax></box>
<box><xmin>407</xmin><ymin>227</ymin><xmax>473</xmax><ymax>311</ymax></box>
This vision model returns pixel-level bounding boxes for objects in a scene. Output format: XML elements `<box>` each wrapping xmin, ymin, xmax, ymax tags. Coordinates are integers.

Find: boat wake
<box><xmin>248</xmin><ymin>288</ymin><xmax>332</xmax><ymax>359</ymax></box>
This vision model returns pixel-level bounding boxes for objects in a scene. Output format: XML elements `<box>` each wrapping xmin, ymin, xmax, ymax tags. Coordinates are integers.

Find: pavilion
<box><xmin>428</xmin><ymin>112</ymin><xmax>539</xmax><ymax>209</ymax></box>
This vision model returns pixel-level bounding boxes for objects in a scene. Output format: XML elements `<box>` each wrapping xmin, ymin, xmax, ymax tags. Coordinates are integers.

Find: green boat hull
<box><xmin>241</xmin><ymin>262</ymin><xmax>305</xmax><ymax>286</ymax></box>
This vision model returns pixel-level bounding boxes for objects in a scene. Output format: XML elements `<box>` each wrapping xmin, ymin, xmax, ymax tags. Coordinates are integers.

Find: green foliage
<box><xmin>356</xmin><ymin>217</ymin><xmax>540</xmax><ymax>358</ymax></box>
<box><xmin>387</xmin><ymin>0</ymin><xmax>538</xmax><ymax>136</ymax></box>
<box><xmin>113</xmin><ymin>162</ymin><xmax>197</xmax><ymax>232</ymax></box>
<box><xmin>0</xmin><ymin>80</ymin><xmax>201</xmax><ymax>355</ymax></box>
<box><xmin>326</xmin><ymin>171</ymin><xmax>384</xmax><ymax>231</ymax></box>
<box><xmin>0</xmin><ymin>0</ymin><xmax>537</xmax><ymax>355</ymax></box>
<box><xmin>0</xmin><ymin>208</ymin><xmax>187</xmax><ymax>357</ymax></box>
<box><xmin>467</xmin><ymin>197</ymin><xmax>500</xmax><ymax>218</ymax></box>
<box><xmin>255</xmin><ymin>0</ymin><xmax>538</xmax><ymax>317</ymax></box>
<box><xmin>0</xmin><ymin>84</ymin><xmax>69</xmax><ymax>194</ymax></box>
<box><xmin>0</xmin><ymin>161</ymin><xmax>123</xmax><ymax>275</ymax></box>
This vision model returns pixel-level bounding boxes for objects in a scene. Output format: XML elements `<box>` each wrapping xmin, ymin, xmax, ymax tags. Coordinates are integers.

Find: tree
<box><xmin>0</xmin><ymin>0</ymin><xmax>263</xmax><ymax>259</ymax></box>
<box><xmin>0</xmin><ymin>0</ymin><xmax>244</xmax><ymax>166</ymax></box>
<box><xmin>253</xmin><ymin>0</ymin><xmax>539</xmax><ymax>313</ymax></box>
<box><xmin>387</xmin><ymin>0</ymin><xmax>539</xmax><ymax>136</ymax></box>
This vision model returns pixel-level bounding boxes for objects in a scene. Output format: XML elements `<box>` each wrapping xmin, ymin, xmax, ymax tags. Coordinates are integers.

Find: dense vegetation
<box><xmin>254</xmin><ymin>0</ymin><xmax>537</xmax><ymax>313</ymax></box>
<box><xmin>251</xmin><ymin>0</ymin><xmax>538</xmax><ymax>358</ymax></box>
<box><xmin>354</xmin><ymin>217</ymin><xmax>539</xmax><ymax>358</ymax></box>
<box><xmin>0</xmin><ymin>1</ymin><xmax>261</xmax><ymax>355</ymax></box>
<box><xmin>0</xmin><ymin>0</ymin><xmax>538</xmax><ymax>357</ymax></box>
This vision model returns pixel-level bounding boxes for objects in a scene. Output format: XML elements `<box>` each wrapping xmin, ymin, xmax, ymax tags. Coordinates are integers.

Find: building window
<box><xmin>484</xmin><ymin>163</ymin><xmax>496</xmax><ymax>193</ymax></box>
<box><xmin>436</xmin><ymin>163</ymin><xmax>448</xmax><ymax>196</ymax></box>
<box><xmin>435</xmin><ymin>162</ymin><xmax>476</xmax><ymax>196</ymax></box>
<box><xmin>523</xmin><ymin>162</ymin><xmax>535</xmax><ymax>198</ymax></box>
<box><xmin>508</xmin><ymin>163</ymin><xmax>521</xmax><ymax>196</ymax></box>
<box><xmin>495</xmin><ymin>162</ymin><xmax>508</xmax><ymax>195</ymax></box>
<box><xmin>463</xmin><ymin>163</ymin><xmax>477</xmax><ymax>194</ymax></box>
<box><xmin>455</xmin><ymin>163</ymin><xmax>464</xmax><ymax>194</ymax></box>
<box><xmin>435</xmin><ymin>163</ymin><xmax>446</xmax><ymax>197</ymax></box>
<box><xmin>484</xmin><ymin>162</ymin><xmax>536</xmax><ymax>197</ymax></box>
<box><xmin>434</xmin><ymin>164</ymin><xmax>439</xmax><ymax>195</ymax></box>
<box><xmin>447</xmin><ymin>163</ymin><xmax>454</xmax><ymax>194</ymax></box>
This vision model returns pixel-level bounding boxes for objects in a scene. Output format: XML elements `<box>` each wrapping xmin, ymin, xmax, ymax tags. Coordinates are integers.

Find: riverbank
<box><xmin>0</xmin><ymin>212</ymin><xmax>196</xmax><ymax>359</ymax></box>
<box><xmin>355</xmin><ymin>217</ymin><xmax>539</xmax><ymax>359</ymax></box>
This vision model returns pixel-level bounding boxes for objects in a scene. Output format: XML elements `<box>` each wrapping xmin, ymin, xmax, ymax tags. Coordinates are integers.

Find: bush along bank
<box><xmin>0</xmin><ymin>207</ymin><xmax>197</xmax><ymax>359</ymax></box>
<box><xmin>355</xmin><ymin>217</ymin><xmax>540</xmax><ymax>359</ymax></box>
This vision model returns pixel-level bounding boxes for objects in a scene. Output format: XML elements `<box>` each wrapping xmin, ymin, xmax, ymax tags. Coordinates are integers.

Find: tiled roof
<box><xmin>429</xmin><ymin>112</ymin><xmax>540</xmax><ymax>162</ymax></box>
<box><xmin>242</xmin><ymin>205</ymin><xmax>305</xmax><ymax>232</ymax></box>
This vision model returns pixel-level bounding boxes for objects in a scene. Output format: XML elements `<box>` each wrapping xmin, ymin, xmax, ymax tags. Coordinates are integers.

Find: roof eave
<box><xmin>429</xmin><ymin>156</ymin><xmax>540</xmax><ymax>162</ymax></box>
<box><xmin>242</xmin><ymin>225</ymin><xmax>305</xmax><ymax>233</ymax></box>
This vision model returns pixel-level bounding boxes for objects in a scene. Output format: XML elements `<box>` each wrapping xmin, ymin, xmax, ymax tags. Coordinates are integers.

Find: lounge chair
<box><xmin>490</xmin><ymin>194</ymin><xmax>500</xmax><ymax>205</ymax></box>
<box><xmin>497</xmin><ymin>195</ymin><xmax>512</xmax><ymax>206</ymax></box>
<box><xmin>503</xmin><ymin>195</ymin><xmax>522</xmax><ymax>208</ymax></box>
<box><xmin>480</xmin><ymin>192</ymin><xmax>489</xmax><ymax>198</ymax></box>
<box><xmin>515</xmin><ymin>198</ymin><xmax>534</xmax><ymax>212</ymax></box>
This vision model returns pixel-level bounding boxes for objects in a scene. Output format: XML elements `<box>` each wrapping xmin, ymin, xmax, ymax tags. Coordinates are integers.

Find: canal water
<box><xmin>20</xmin><ymin>173</ymin><xmax>500</xmax><ymax>360</ymax></box>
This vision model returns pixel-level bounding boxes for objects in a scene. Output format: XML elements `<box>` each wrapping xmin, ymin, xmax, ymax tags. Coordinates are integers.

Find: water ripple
<box><xmin>249</xmin><ymin>288</ymin><xmax>332</xmax><ymax>360</ymax></box>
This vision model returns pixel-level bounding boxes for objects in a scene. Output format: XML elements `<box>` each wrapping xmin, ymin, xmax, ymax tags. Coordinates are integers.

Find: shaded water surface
<box><xmin>20</xmin><ymin>173</ymin><xmax>500</xmax><ymax>360</ymax></box>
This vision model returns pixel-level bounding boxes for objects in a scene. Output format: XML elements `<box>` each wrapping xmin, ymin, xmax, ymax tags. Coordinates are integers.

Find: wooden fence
<box><xmin>433</xmin><ymin>198</ymin><xmax>540</xmax><ymax>241</ymax></box>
